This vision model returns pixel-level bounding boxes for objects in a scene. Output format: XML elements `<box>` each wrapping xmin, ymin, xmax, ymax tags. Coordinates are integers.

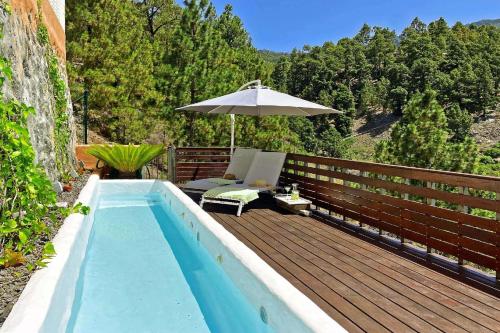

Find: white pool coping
<box><xmin>1</xmin><ymin>175</ymin><xmax>100</xmax><ymax>333</ymax></box>
<box><xmin>164</xmin><ymin>181</ymin><xmax>345</xmax><ymax>333</ymax></box>
<box><xmin>2</xmin><ymin>177</ymin><xmax>345</xmax><ymax>333</ymax></box>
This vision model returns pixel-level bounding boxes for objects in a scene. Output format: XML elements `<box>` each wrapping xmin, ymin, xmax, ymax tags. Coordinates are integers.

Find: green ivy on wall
<box><xmin>0</xmin><ymin>1</ymin><xmax>11</xmax><ymax>14</ymax></box>
<box><xmin>0</xmin><ymin>55</ymin><xmax>88</xmax><ymax>269</ymax></box>
<box><xmin>35</xmin><ymin>8</ymin><xmax>72</xmax><ymax>177</ymax></box>
<box><xmin>48</xmin><ymin>54</ymin><xmax>72</xmax><ymax>175</ymax></box>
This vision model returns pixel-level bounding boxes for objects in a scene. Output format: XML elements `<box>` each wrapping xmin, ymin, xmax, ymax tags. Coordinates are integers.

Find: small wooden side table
<box><xmin>274</xmin><ymin>195</ymin><xmax>312</xmax><ymax>216</ymax></box>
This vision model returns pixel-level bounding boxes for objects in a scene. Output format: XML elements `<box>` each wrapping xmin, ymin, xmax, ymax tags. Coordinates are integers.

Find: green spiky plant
<box><xmin>87</xmin><ymin>144</ymin><xmax>164</xmax><ymax>179</ymax></box>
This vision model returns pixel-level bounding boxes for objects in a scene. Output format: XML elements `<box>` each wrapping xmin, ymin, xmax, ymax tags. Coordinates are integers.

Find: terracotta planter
<box><xmin>63</xmin><ymin>184</ymin><xmax>73</xmax><ymax>192</ymax></box>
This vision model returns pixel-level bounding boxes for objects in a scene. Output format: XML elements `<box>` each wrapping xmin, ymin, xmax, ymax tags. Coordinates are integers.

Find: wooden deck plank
<box><xmin>284</xmin><ymin>213</ymin><xmax>500</xmax><ymax>318</ymax></box>
<box><xmin>250</xmin><ymin>209</ymin><xmax>496</xmax><ymax>332</ymax></box>
<box><xmin>248</xmin><ymin>210</ymin><xmax>478</xmax><ymax>332</ymax></box>
<box><xmin>239</xmin><ymin>211</ymin><xmax>443</xmax><ymax>333</ymax></box>
<box><xmin>192</xmin><ymin>195</ymin><xmax>500</xmax><ymax>333</ymax></box>
<box><xmin>210</xmin><ymin>212</ymin><xmax>365</xmax><ymax>333</ymax></box>
<box><xmin>234</xmin><ymin>212</ymin><xmax>417</xmax><ymax>332</ymax></box>
<box><xmin>212</xmin><ymin>212</ymin><xmax>390</xmax><ymax>333</ymax></box>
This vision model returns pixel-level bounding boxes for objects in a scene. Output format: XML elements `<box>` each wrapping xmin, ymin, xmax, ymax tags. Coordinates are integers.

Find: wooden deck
<box><xmin>191</xmin><ymin>194</ymin><xmax>500</xmax><ymax>333</ymax></box>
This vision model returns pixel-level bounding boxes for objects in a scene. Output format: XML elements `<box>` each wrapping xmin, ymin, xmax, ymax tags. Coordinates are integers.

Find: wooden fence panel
<box><xmin>174</xmin><ymin>147</ymin><xmax>231</xmax><ymax>183</ymax></box>
<box><xmin>174</xmin><ymin>148</ymin><xmax>500</xmax><ymax>279</ymax></box>
<box><xmin>281</xmin><ymin>153</ymin><xmax>500</xmax><ymax>277</ymax></box>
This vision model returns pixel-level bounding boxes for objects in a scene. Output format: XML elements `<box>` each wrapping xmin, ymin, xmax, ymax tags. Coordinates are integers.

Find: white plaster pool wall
<box><xmin>1</xmin><ymin>175</ymin><xmax>100</xmax><ymax>333</ymax></box>
<box><xmin>2</xmin><ymin>179</ymin><xmax>345</xmax><ymax>333</ymax></box>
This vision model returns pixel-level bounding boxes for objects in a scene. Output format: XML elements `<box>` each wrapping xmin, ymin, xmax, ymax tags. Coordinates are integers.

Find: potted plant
<box><xmin>61</xmin><ymin>172</ymin><xmax>73</xmax><ymax>192</ymax></box>
<box><xmin>87</xmin><ymin>144</ymin><xmax>164</xmax><ymax>179</ymax></box>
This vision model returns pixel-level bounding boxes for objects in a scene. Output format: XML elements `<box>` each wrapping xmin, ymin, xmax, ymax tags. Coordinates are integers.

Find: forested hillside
<box><xmin>67</xmin><ymin>0</ymin><xmax>297</xmax><ymax>152</ymax></box>
<box><xmin>273</xmin><ymin>18</ymin><xmax>499</xmax><ymax>174</ymax></box>
<box><xmin>469</xmin><ymin>19</ymin><xmax>500</xmax><ymax>28</ymax></box>
<box><xmin>66</xmin><ymin>1</ymin><xmax>499</xmax><ymax>175</ymax></box>
<box><xmin>258</xmin><ymin>49</ymin><xmax>289</xmax><ymax>63</ymax></box>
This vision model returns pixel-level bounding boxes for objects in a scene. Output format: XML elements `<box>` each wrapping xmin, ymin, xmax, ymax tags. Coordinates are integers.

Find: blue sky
<box><xmin>195</xmin><ymin>0</ymin><xmax>500</xmax><ymax>52</ymax></box>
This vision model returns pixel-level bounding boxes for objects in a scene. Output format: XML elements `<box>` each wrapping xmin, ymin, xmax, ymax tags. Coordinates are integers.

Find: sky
<box><xmin>199</xmin><ymin>0</ymin><xmax>500</xmax><ymax>52</ymax></box>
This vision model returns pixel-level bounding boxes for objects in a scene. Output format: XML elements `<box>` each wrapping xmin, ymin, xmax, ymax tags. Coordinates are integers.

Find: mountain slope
<box><xmin>258</xmin><ymin>49</ymin><xmax>289</xmax><ymax>63</ymax></box>
<box><xmin>468</xmin><ymin>19</ymin><xmax>500</xmax><ymax>27</ymax></box>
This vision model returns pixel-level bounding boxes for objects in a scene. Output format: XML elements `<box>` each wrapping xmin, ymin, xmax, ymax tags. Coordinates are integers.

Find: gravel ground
<box><xmin>0</xmin><ymin>172</ymin><xmax>92</xmax><ymax>326</ymax></box>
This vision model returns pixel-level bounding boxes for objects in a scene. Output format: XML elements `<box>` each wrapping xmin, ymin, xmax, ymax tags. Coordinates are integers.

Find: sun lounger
<box><xmin>200</xmin><ymin>152</ymin><xmax>287</xmax><ymax>216</ymax></box>
<box><xmin>181</xmin><ymin>148</ymin><xmax>261</xmax><ymax>193</ymax></box>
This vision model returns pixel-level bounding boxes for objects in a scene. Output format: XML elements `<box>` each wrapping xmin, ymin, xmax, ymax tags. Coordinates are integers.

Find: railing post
<box><xmin>426</xmin><ymin>182</ymin><xmax>436</xmax><ymax>256</ymax></box>
<box><xmin>457</xmin><ymin>186</ymin><xmax>468</xmax><ymax>268</ymax></box>
<box><xmin>328</xmin><ymin>165</ymin><xmax>335</xmax><ymax>216</ymax></box>
<box><xmin>360</xmin><ymin>171</ymin><xmax>368</xmax><ymax>228</ymax></box>
<box><xmin>495</xmin><ymin>191</ymin><xmax>499</xmax><ymax>284</ymax></box>
<box><xmin>167</xmin><ymin>145</ymin><xmax>176</xmax><ymax>183</ymax></box>
<box><xmin>342</xmin><ymin>168</ymin><xmax>349</xmax><ymax>222</ymax></box>
<box><xmin>315</xmin><ymin>163</ymin><xmax>323</xmax><ymax>213</ymax></box>
<box><xmin>378</xmin><ymin>174</ymin><xmax>386</xmax><ymax>236</ymax></box>
<box><xmin>400</xmin><ymin>178</ymin><xmax>410</xmax><ymax>246</ymax></box>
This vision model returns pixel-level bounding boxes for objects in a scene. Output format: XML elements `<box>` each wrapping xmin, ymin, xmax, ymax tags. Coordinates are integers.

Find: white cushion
<box><xmin>243</xmin><ymin>152</ymin><xmax>287</xmax><ymax>187</ymax></box>
<box><xmin>225</xmin><ymin>148</ymin><xmax>261</xmax><ymax>180</ymax></box>
<box><xmin>182</xmin><ymin>179</ymin><xmax>221</xmax><ymax>191</ymax></box>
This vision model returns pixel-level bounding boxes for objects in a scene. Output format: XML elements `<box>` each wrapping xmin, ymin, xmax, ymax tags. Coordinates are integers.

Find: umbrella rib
<box><xmin>296</xmin><ymin>107</ymin><xmax>312</xmax><ymax>116</ymax></box>
<box><xmin>226</xmin><ymin>105</ymin><xmax>236</xmax><ymax>115</ymax></box>
<box><xmin>207</xmin><ymin>104</ymin><xmax>227</xmax><ymax>114</ymax></box>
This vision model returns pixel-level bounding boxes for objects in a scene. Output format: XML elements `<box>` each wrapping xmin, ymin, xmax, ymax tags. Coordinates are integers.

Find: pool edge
<box><xmin>1</xmin><ymin>178</ymin><xmax>346</xmax><ymax>333</ymax></box>
<box><xmin>1</xmin><ymin>175</ymin><xmax>100</xmax><ymax>333</ymax></box>
<box><xmin>163</xmin><ymin>181</ymin><xmax>346</xmax><ymax>333</ymax></box>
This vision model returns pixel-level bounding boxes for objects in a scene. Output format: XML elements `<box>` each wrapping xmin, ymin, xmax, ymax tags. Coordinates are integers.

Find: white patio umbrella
<box><xmin>176</xmin><ymin>80</ymin><xmax>341</xmax><ymax>155</ymax></box>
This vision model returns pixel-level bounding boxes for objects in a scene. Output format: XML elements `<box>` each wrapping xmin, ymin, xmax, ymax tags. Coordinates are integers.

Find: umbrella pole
<box><xmin>230</xmin><ymin>80</ymin><xmax>262</xmax><ymax>159</ymax></box>
<box><xmin>230</xmin><ymin>114</ymin><xmax>235</xmax><ymax>158</ymax></box>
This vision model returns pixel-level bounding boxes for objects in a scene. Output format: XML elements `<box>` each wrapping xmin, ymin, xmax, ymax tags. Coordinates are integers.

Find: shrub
<box><xmin>87</xmin><ymin>144</ymin><xmax>165</xmax><ymax>173</ymax></box>
<box><xmin>0</xmin><ymin>53</ymin><xmax>88</xmax><ymax>269</ymax></box>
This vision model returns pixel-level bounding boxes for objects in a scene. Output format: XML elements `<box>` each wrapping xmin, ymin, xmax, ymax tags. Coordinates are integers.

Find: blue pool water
<box><xmin>67</xmin><ymin>193</ymin><xmax>274</xmax><ymax>333</ymax></box>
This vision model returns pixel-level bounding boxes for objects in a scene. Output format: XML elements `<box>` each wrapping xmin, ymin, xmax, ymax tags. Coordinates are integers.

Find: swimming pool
<box><xmin>2</xmin><ymin>177</ymin><xmax>344</xmax><ymax>333</ymax></box>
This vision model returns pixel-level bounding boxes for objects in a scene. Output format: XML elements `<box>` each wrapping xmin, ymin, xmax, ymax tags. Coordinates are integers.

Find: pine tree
<box><xmin>376</xmin><ymin>90</ymin><xmax>478</xmax><ymax>172</ymax></box>
<box><xmin>67</xmin><ymin>0</ymin><xmax>160</xmax><ymax>143</ymax></box>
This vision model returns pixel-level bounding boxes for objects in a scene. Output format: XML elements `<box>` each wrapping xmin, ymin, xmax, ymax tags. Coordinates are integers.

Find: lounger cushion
<box><xmin>243</xmin><ymin>152</ymin><xmax>287</xmax><ymax>186</ymax></box>
<box><xmin>225</xmin><ymin>148</ymin><xmax>261</xmax><ymax>180</ymax></box>
<box><xmin>182</xmin><ymin>179</ymin><xmax>226</xmax><ymax>191</ymax></box>
<box><xmin>183</xmin><ymin>148</ymin><xmax>260</xmax><ymax>191</ymax></box>
<box><xmin>204</xmin><ymin>186</ymin><xmax>260</xmax><ymax>204</ymax></box>
<box><xmin>205</xmin><ymin>178</ymin><xmax>239</xmax><ymax>185</ymax></box>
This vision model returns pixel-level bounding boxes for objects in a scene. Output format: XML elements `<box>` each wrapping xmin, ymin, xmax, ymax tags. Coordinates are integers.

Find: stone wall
<box><xmin>0</xmin><ymin>9</ymin><xmax>77</xmax><ymax>187</ymax></box>
<box><xmin>10</xmin><ymin>0</ymin><xmax>65</xmax><ymax>59</ymax></box>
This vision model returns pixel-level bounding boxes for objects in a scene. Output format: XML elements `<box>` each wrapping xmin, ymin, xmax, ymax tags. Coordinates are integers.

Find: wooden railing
<box><xmin>172</xmin><ymin>147</ymin><xmax>231</xmax><ymax>183</ymax></box>
<box><xmin>281</xmin><ymin>153</ymin><xmax>500</xmax><ymax>279</ymax></box>
<box><xmin>172</xmin><ymin>147</ymin><xmax>500</xmax><ymax>280</ymax></box>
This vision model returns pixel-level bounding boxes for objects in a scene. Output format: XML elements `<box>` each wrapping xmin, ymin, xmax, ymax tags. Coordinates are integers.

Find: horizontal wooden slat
<box><xmin>286</xmin><ymin>153</ymin><xmax>500</xmax><ymax>193</ymax></box>
<box><xmin>460</xmin><ymin>248</ymin><xmax>496</xmax><ymax>269</ymax></box>
<box><xmin>176</xmin><ymin>162</ymin><xmax>230</xmax><ymax>168</ymax></box>
<box><xmin>282</xmin><ymin>172</ymin><xmax>496</xmax><ymax>232</ymax></box>
<box><xmin>177</xmin><ymin>167</ymin><xmax>228</xmax><ymax>173</ymax></box>
<box><xmin>281</xmin><ymin>163</ymin><xmax>499</xmax><ymax>271</ymax></box>
<box><xmin>403</xmin><ymin>229</ymin><xmax>427</xmax><ymax>245</ymax></box>
<box><xmin>176</xmin><ymin>154</ymin><xmax>231</xmax><ymax>161</ymax></box>
<box><xmin>461</xmin><ymin>225</ymin><xmax>497</xmax><ymax>245</ymax></box>
<box><xmin>284</xmin><ymin>162</ymin><xmax>499</xmax><ymax>212</ymax></box>
<box><xmin>177</xmin><ymin>171</ymin><xmax>226</xmax><ymax>177</ymax></box>
<box><xmin>460</xmin><ymin>237</ymin><xmax>498</xmax><ymax>257</ymax></box>
<box><xmin>176</xmin><ymin>147</ymin><xmax>231</xmax><ymax>153</ymax></box>
<box><xmin>428</xmin><ymin>238</ymin><xmax>459</xmax><ymax>256</ymax></box>
<box><xmin>176</xmin><ymin>170</ymin><xmax>226</xmax><ymax>176</ymax></box>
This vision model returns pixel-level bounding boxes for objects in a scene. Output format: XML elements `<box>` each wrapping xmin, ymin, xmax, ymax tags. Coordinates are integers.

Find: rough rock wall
<box><xmin>0</xmin><ymin>10</ymin><xmax>77</xmax><ymax>186</ymax></box>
